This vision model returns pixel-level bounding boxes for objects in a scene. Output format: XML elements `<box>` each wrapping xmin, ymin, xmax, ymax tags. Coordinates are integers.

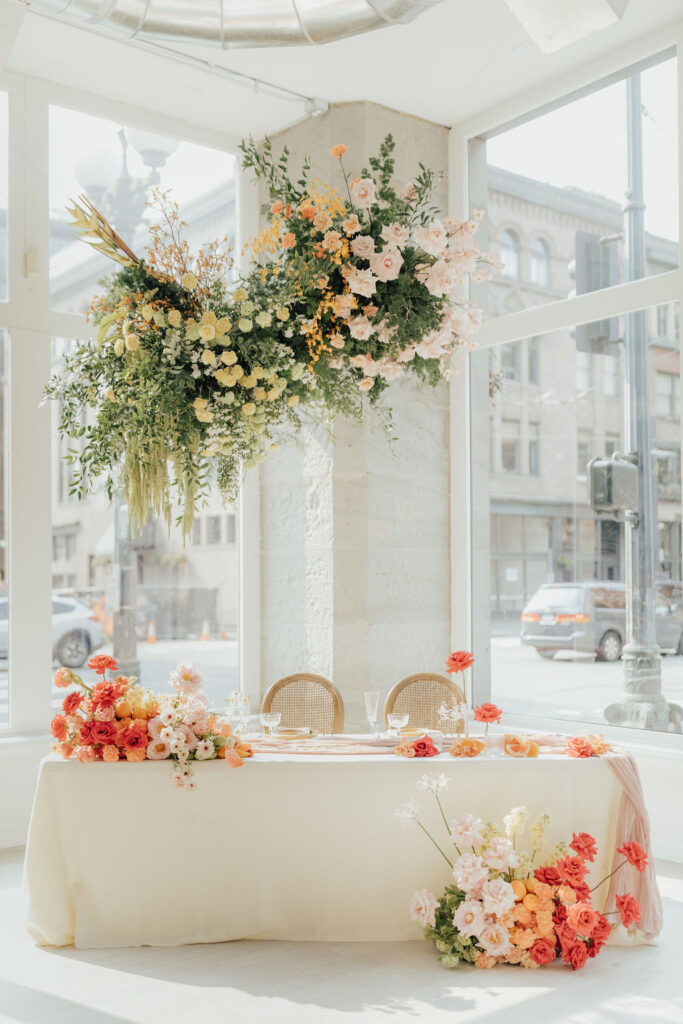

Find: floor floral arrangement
<box><xmin>45</xmin><ymin>136</ymin><xmax>499</xmax><ymax>537</ymax></box>
<box><xmin>399</xmin><ymin>775</ymin><xmax>647</xmax><ymax>970</ymax></box>
<box><xmin>50</xmin><ymin>656</ymin><xmax>252</xmax><ymax>787</ymax></box>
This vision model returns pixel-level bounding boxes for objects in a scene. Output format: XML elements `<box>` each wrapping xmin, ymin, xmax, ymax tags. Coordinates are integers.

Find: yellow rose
<box><xmin>241</xmin><ymin>402</ymin><xmax>256</xmax><ymax>417</ymax></box>
<box><xmin>199</xmin><ymin>324</ymin><xmax>216</xmax><ymax>342</ymax></box>
<box><xmin>196</xmin><ymin>408</ymin><xmax>213</xmax><ymax>423</ymax></box>
<box><xmin>141</xmin><ymin>304</ymin><xmax>154</xmax><ymax>322</ymax></box>
<box><xmin>106</xmin><ymin>388</ymin><xmax>116</xmax><ymax>402</ymax></box>
<box><xmin>267</xmin><ymin>388</ymin><xmax>280</xmax><ymax>401</ymax></box>
<box><xmin>233</xmin><ymin>287</ymin><xmax>248</xmax><ymax>303</ymax></box>
<box><xmin>215</xmin><ymin>369</ymin><xmax>236</xmax><ymax>387</ymax></box>
<box><xmin>125</xmin><ymin>334</ymin><xmax>140</xmax><ymax>351</ymax></box>
<box><xmin>287</xmin><ymin>395</ymin><xmax>300</xmax><ymax>407</ymax></box>
<box><xmin>255</xmin><ymin>311</ymin><xmax>272</xmax><ymax>328</ymax></box>
<box><xmin>200</xmin><ymin>310</ymin><xmax>217</xmax><ymax>326</ymax></box>
<box><xmin>238</xmin><ymin>318</ymin><xmax>253</xmax><ymax>332</ymax></box>
<box><xmin>254</xmin><ymin>387</ymin><xmax>267</xmax><ymax>401</ymax></box>
<box><xmin>220</xmin><ymin>350</ymin><xmax>237</xmax><ymax>366</ymax></box>
<box><xmin>181</xmin><ymin>272</ymin><xmax>198</xmax><ymax>290</ymax></box>
<box><xmin>240</xmin><ymin>374</ymin><xmax>257</xmax><ymax>389</ymax></box>
<box><xmin>215</xmin><ymin>317</ymin><xmax>232</xmax><ymax>337</ymax></box>
<box><xmin>200</xmin><ymin>349</ymin><xmax>216</xmax><ymax>365</ymax></box>
<box><xmin>114</xmin><ymin>338</ymin><xmax>125</xmax><ymax>357</ymax></box>
<box><xmin>193</xmin><ymin>398</ymin><xmax>208</xmax><ymax>410</ymax></box>
<box><xmin>276</xmin><ymin>307</ymin><xmax>290</xmax><ymax>321</ymax></box>
<box><xmin>167</xmin><ymin>309</ymin><xmax>182</xmax><ymax>327</ymax></box>
<box><xmin>231</xmin><ymin>365</ymin><xmax>245</xmax><ymax>380</ymax></box>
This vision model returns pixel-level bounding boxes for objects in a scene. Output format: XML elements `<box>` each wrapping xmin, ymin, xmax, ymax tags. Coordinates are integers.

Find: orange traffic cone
<box><xmin>200</xmin><ymin>620</ymin><xmax>211</xmax><ymax>641</ymax></box>
<box><xmin>146</xmin><ymin>621</ymin><xmax>157</xmax><ymax>644</ymax></box>
<box><xmin>220</xmin><ymin>627</ymin><xmax>227</xmax><ymax>640</ymax></box>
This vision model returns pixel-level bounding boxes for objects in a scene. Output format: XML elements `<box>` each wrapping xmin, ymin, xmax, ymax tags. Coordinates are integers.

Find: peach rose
<box><xmin>342</xmin><ymin>214</ymin><xmax>361</xmax><ymax>235</ymax></box>
<box><xmin>380</xmin><ymin>222</ymin><xmax>409</xmax><ymax>248</ymax></box>
<box><xmin>314</xmin><ymin>212</ymin><xmax>333</xmax><ymax>232</ymax></box>
<box><xmin>415</xmin><ymin>219</ymin><xmax>448</xmax><ymax>257</ymax></box>
<box><xmin>126</xmin><ymin>748</ymin><xmax>146</xmax><ymax>762</ymax></box>
<box><xmin>270</xmin><ymin>200</ymin><xmax>283</xmax><ymax>214</ymax></box>
<box><xmin>350</xmin><ymin>177</ymin><xmax>376</xmax><ymax>209</ymax></box>
<box><xmin>351</xmin><ymin>235</ymin><xmax>376</xmax><ymax>259</ymax></box>
<box><xmin>282</xmin><ymin>232</ymin><xmax>296</xmax><ymax>249</ymax></box>
<box><xmin>370</xmin><ymin>246</ymin><xmax>403</xmax><ymax>283</ymax></box>
<box><xmin>59</xmin><ymin>743</ymin><xmax>74</xmax><ymax>759</ymax></box>
<box><xmin>567</xmin><ymin>736</ymin><xmax>594</xmax><ymax>758</ymax></box>
<box><xmin>347</xmin><ymin>315</ymin><xmax>374</xmax><ymax>341</ymax></box>
<box><xmin>348</xmin><ymin>269</ymin><xmax>377</xmax><ymax>298</ymax></box>
<box><xmin>76</xmin><ymin>746</ymin><xmax>96</xmax><ymax>763</ymax></box>
<box><xmin>322</xmin><ymin>230</ymin><xmax>342</xmax><ymax>252</ymax></box>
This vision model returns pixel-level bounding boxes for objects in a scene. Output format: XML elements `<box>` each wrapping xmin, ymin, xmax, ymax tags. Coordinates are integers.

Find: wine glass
<box><xmin>387</xmin><ymin>712</ymin><xmax>409</xmax><ymax>738</ymax></box>
<box><xmin>260</xmin><ymin>711</ymin><xmax>281</xmax><ymax>738</ymax></box>
<box><xmin>238</xmin><ymin>695</ymin><xmax>251</xmax><ymax>734</ymax></box>
<box><xmin>363</xmin><ymin>691</ymin><xmax>380</xmax><ymax>736</ymax></box>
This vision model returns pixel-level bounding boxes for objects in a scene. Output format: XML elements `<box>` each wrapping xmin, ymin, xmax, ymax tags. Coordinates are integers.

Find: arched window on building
<box><xmin>499</xmin><ymin>229</ymin><xmax>520</xmax><ymax>279</ymax></box>
<box><xmin>530</xmin><ymin>237</ymin><xmax>550</xmax><ymax>288</ymax></box>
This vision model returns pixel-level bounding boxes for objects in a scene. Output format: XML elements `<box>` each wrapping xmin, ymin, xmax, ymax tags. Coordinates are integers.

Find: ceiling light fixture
<box><xmin>503</xmin><ymin>0</ymin><xmax>630</xmax><ymax>54</ymax></box>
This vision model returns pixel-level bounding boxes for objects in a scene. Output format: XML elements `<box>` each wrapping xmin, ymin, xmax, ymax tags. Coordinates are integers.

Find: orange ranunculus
<box><xmin>282</xmin><ymin>232</ymin><xmax>296</xmax><ymax>249</ymax></box>
<box><xmin>330</xmin><ymin>144</ymin><xmax>347</xmax><ymax>159</ymax></box>
<box><xmin>76</xmin><ymin>745</ymin><xmax>96</xmax><ymax>763</ymax></box>
<box><xmin>62</xmin><ymin>691</ymin><xmax>83</xmax><ymax>715</ymax></box>
<box><xmin>59</xmin><ymin>742</ymin><xmax>74</xmax><ymax>759</ymax></box>
<box><xmin>125</xmin><ymin>748</ymin><xmax>146</xmax><ymax>763</ymax></box>
<box><xmin>271</xmin><ymin>200</ymin><xmax>284</xmax><ymax>214</ymax></box>
<box><xmin>567</xmin><ymin>735</ymin><xmax>594</xmax><ymax>758</ymax></box>
<box><xmin>473</xmin><ymin>702</ymin><xmax>502</xmax><ymax>724</ymax></box>
<box><xmin>51</xmin><ymin>714</ymin><xmax>68</xmax><ymax>742</ymax></box>
<box><xmin>445</xmin><ymin>650</ymin><xmax>474</xmax><ymax>674</ymax></box>
<box><xmin>87</xmin><ymin>654</ymin><xmax>118</xmax><ymax>676</ymax></box>
<box><xmin>102</xmin><ymin>744</ymin><xmax>119</xmax><ymax>762</ymax></box>
<box><xmin>617</xmin><ymin>841</ymin><xmax>648</xmax><ymax>873</ymax></box>
<box><xmin>54</xmin><ymin>667</ymin><xmax>75</xmax><ymax>688</ymax></box>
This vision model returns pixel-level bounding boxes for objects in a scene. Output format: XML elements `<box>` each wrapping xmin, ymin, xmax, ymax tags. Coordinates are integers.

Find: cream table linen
<box><xmin>25</xmin><ymin>752</ymin><xmax>622</xmax><ymax>949</ymax></box>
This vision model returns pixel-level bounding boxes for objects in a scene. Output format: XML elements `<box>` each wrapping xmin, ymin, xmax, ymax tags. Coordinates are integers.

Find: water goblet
<box><xmin>363</xmin><ymin>691</ymin><xmax>380</xmax><ymax>737</ymax></box>
<box><xmin>238</xmin><ymin>695</ymin><xmax>251</xmax><ymax>735</ymax></box>
<box><xmin>260</xmin><ymin>711</ymin><xmax>281</xmax><ymax>738</ymax></box>
<box><xmin>387</xmin><ymin>712</ymin><xmax>409</xmax><ymax>738</ymax></box>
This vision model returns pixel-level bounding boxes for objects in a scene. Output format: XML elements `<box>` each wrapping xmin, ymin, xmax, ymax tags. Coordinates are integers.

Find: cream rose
<box><xmin>348</xmin><ymin>269</ymin><xmax>377</xmax><ymax>298</ymax></box>
<box><xmin>370</xmin><ymin>246</ymin><xmax>403</xmax><ymax>283</ymax></box>
<box><xmin>351</xmin><ymin>235</ymin><xmax>376</xmax><ymax>259</ymax></box>
<box><xmin>347</xmin><ymin>315</ymin><xmax>374</xmax><ymax>341</ymax></box>
<box><xmin>380</xmin><ymin>222</ymin><xmax>410</xmax><ymax>248</ymax></box>
<box><xmin>350</xmin><ymin>177</ymin><xmax>376</xmax><ymax>209</ymax></box>
<box><xmin>415</xmin><ymin>219</ymin><xmax>448</xmax><ymax>256</ymax></box>
<box><xmin>452</xmin><ymin>853</ymin><xmax>488</xmax><ymax>893</ymax></box>
<box><xmin>480</xmin><ymin>878</ymin><xmax>516</xmax><ymax>918</ymax></box>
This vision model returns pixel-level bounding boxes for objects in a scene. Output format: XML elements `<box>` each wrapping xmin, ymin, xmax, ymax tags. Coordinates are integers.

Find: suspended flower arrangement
<box><xmin>46</xmin><ymin>135</ymin><xmax>499</xmax><ymax>538</ymax></box>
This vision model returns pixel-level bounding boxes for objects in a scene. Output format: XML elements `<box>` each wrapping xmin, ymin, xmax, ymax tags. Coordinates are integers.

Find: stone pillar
<box><xmin>259</xmin><ymin>102</ymin><xmax>451</xmax><ymax>731</ymax></box>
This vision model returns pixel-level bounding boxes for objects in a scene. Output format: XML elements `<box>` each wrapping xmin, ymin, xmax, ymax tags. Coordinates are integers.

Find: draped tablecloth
<box><xmin>25</xmin><ymin>750</ymin><xmax>634</xmax><ymax>949</ymax></box>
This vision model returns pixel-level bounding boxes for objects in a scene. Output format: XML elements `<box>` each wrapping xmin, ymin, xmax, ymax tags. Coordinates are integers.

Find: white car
<box><xmin>0</xmin><ymin>595</ymin><xmax>105</xmax><ymax>668</ymax></box>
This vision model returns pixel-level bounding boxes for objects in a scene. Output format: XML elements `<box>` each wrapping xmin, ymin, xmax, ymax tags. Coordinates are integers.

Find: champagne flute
<box><xmin>387</xmin><ymin>712</ymin><xmax>409</xmax><ymax>738</ymax></box>
<box><xmin>363</xmin><ymin>691</ymin><xmax>380</xmax><ymax>737</ymax></box>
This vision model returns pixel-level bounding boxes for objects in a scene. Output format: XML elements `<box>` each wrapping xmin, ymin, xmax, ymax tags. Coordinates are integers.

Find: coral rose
<box><xmin>567</xmin><ymin>736</ymin><xmax>594</xmax><ymax>758</ymax></box>
<box><xmin>91</xmin><ymin>720</ymin><xmax>118</xmax><ymax>746</ymax></box>
<box><xmin>474</xmin><ymin>702</ymin><xmax>502</xmax><ymax>724</ymax></box>
<box><xmin>62</xmin><ymin>692</ymin><xmax>83</xmax><ymax>715</ymax></box>
<box><xmin>529</xmin><ymin>938</ymin><xmax>556</xmax><ymax>965</ymax></box>
<box><xmin>617</xmin><ymin>841</ymin><xmax>648</xmax><ymax>872</ymax></box>
<box><xmin>445</xmin><ymin>650</ymin><xmax>474</xmax><ymax>674</ymax></box>
<box><xmin>566</xmin><ymin>902</ymin><xmax>597</xmax><ymax>936</ymax></box>
<box><xmin>88</xmin><ymin>654</ymin><xmax>118</xmax><ymax>676</ymax></box>
<box><xmin>616</xmin><ymin>893</ymin><xmax>641</xmax><ymax>928</ymax></box>
<box><xmin>534</xmin><ymin>867</ymin><xmax>561</xmax><ymax>888</ymax></box>
<box><xmin>413</xmin><ymin>736</ymin><xmax>439</xmax><ymax>758</ymax></box>
<box><xmin>556</xmin><ymin>855</ymin><xmax>587</xmax><ymax>887</ymax></box>
<box><xmin>121</xmin><ymin>722</ymin><xmax>149</xmax><ymax>751</ymax></box>
<box><xmin>588</xmin><ymin>913</ymin><xmax>612</xmax><ymax>955</ymax></box>
<box><xmin>50</xmin><ymin>714</ymin><xmax>67</xmax><ymax>742</ymax></box>
<box><xmin>569</xmin><ymin>832</ymin><xmax>598</xmax><ymax>862</ymax></box>
<box><xmin>563</xmin><ymin>940</ymin><xmax>589</xmax><ymax>970</ymax></box>
<box><xmin>54</xmin><ymin>667</ymin><xmax>75</xmax><ymax>688</ymax></box>
<box><xmin>330</xmin><ymin>144</ymin><xmax>347</xmax><ymax>159</ymax></box>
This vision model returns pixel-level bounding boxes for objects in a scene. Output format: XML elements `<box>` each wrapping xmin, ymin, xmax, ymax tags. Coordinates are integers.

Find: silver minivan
<box><xmin>520</xmin><ymin>581</ymin><xmax>683</xmax><ymax>662</ymax></box>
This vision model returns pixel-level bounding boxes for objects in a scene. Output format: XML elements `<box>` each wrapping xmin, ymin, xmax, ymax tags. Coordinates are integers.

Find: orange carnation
<box><xmin>331</xmin><ymin>144</ymin><xmax>347</xmax><ymax>159</ymax></box>
<box><xmin>271</xmin><ymin>200</ymin><xmax>284</xmax><ymax>214</ymax></box>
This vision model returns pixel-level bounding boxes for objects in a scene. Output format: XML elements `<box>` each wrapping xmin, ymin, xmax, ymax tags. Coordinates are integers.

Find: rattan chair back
<box><xmin>261</xmin><ymin>673</ymin><xmax>345</xmax><ymax>733</ymax></box>
<box><xmin>384</xmin><ymin>673</ymin><xmax>465</xmax><ymax>731</ymax></box>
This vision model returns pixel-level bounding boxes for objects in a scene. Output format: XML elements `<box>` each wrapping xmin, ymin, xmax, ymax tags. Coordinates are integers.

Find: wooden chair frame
<box><xmin>383</xmin><ymin>672</ymin><xmax>465</xmax><ymax>730</ymax></box>
<box><xmin>261</xmin><ymin>673</ymin><xmax>345</xmax><ymax>734</ymax></box>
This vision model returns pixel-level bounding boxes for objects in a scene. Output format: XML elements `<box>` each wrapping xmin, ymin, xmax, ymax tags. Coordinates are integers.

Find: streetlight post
<box><xmin>604</xmin><ymin>73</ymin><xmax>680</xmax><ymax>730</ymax></box>
<box><xmin>112</xmin><ymin>497</ymin><xmax>141</xmax><ymax>681</ymax></box>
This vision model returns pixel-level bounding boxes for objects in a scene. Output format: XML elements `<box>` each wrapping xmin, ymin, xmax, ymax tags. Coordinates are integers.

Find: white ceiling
<box><xmin>5</xmin><ymin>0</ymin><xmax>683</xmax><ymax>140</ymax></box>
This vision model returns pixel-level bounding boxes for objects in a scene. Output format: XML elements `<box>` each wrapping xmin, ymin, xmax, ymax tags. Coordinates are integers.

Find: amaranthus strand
<box><xmin>416</xmin><ymin>821</ymin><xmax>453</xmax><ymax>869</ymax></box>
<box><xmin>590</xmin><ymin>859</ymin><xmax>626</xmax><ymax>893</ymax></box>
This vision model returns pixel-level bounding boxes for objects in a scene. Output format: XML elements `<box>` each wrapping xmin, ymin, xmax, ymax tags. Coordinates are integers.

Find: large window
<box><xmin>0</xmin><ymin>331</ymin><xmax>7</xmax><ymax>729</ymax></box>
<box><xmin>0</xmin><ymin>91</ymin><xmax>7</xmax><ymax>303</ymax></box>
<box><xmin>498</xmin><ymin>230</ymin><xmax>520</xmax><ymax>280</ymax></box>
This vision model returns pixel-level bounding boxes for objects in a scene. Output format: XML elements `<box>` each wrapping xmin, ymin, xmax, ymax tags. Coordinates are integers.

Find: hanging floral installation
<box><xmin>46</xmin><ymin>135</ymin><xmax>499</xmax><ymax>537</ymax></box>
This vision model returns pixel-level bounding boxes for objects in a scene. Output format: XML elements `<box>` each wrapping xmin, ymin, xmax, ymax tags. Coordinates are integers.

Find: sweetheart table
<box><xmin>23</xmin><ymin>746</ymin><xmax>644</xmax><ymax>949</ymax></box>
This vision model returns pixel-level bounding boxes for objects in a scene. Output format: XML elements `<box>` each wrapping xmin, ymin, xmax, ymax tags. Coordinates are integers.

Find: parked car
<box><xmin>520</xmin><ymin>581</ymin><xmax>683</xmax><ymax>662</ymax></box>
<box><xmin>0</xmin><ymin>595</ymin><xmax>105</xmax><ymax>668</ymax></box>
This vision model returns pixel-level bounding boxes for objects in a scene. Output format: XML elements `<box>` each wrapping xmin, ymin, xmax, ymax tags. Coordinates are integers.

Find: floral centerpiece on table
<box><xmin>45</xmin><ymin>135</ymin><xmax>499</xmax><ymax>538</ymax></box>
<box><xmin>51</xmin><ymin>656</ymin><xmax>252</xmax><ymax>787</ymax></box>
<box><xmin>399</xmin><ymin>775</ymin><xmax>648</xmax><ymax>970</ymax></box>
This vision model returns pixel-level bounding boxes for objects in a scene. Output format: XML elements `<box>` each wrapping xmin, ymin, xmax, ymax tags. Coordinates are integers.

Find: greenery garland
<box><xmin>46</xmin><ymin>135</ymin><xmax>499</xmax><ymax>538</ymax></box>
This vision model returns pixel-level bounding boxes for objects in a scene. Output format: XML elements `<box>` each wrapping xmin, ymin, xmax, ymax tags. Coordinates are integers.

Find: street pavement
<box><xmin>1</xmin><ymin>637</ymin><xmax>681</xmax><ymax>732</ymax></box>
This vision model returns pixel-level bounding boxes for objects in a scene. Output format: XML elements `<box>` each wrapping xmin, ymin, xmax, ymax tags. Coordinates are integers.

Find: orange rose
<box><xmin>271</xmin><ymin>200</ymin><xmax>283</xmax><ymax>214</ymax></box>
<box><xmin>567</xmin><ymin>736</ymin><xmax>595</xmax><ymax>758</ymax></box>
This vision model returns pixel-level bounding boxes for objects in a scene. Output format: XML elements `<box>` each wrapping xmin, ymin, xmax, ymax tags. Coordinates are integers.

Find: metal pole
<box><xmin>604</xmin><ymin>73</ymin><xmax>679</xmax><ymax>730</ymax></box>
<box><xmin>112</xmin><ymin>498</ymin><xmax>141</xmax><ymax>681</ymax></box>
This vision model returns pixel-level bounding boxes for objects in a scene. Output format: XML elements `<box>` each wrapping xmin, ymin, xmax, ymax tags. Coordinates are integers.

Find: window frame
<box><xmin>0</xmin><ymin>71</ymin><xmax>260</xmax><ymax>738</ymax></box>
<box><xmin>448</xmin><ymin>26</ymin><xmax>683</xmax><ymax>750</ymax></box>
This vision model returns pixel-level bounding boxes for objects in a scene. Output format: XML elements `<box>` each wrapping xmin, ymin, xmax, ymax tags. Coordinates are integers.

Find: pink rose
<box><xmin>350</xmin><ymin>235</ymin><xmax>376</xmax><ymax>259</ymax></box>
<box><xmin>380</xmin><ymin>222</ymin><xmax>409</xmax><ymax>248</ymax></box>
<box><xmin>450</xmin><ymin>813</ymin><xmax>484</xmax><ymax>848</ymax></box>
<box><xmin>480</xmin><ymin>878</ymin><xmax>516</xmax><ymax>918</ymax></box>
<box><xmin>342</xmin><ymin>214</ymin><xmax>361</xmax><ymax>235</ymax></box>
<box><xmin>349</xmin><ymin>269</ymin><xmax>377</xmax><ymax>298</ymax></box>
<box><xmin>409</xmin><ymin>889</ymin><xmax>439</xmax><ymax>928</ymax></box>
<box><xmin>415</xmin><ymin>219</ymin><xmax>448</xmax><ymax>256</ymax></box>
<box><xmin>350</xmin><ymin>177</ymin><xmax>376</xmax><ymax>209</ymax></box>
<box><xmin>477</xmin><ymin>921</ymin><xmax>512</xmax><ymax>958</ymax></box>
<box><xmin>452</xmin><ymin>898</ymin><xmax>486</xmax><ymax>937</ymax></box>
<box><xmin>421</xmin><ymin>259</ymin><xmax>459</xmax><ymax>297</ymax></box>
<box><xmin>452</xmin><ymin>853</ymin><xmax>488</xmax><ymax>893</ymax></box>
<box><xmin>370</xmin><ymin>246</ymin><xmax>403</xmax><ymax>283</ymax></box>
<box><xmin>483</xmin><ymin>836</ymin><xmax>519</xmax><ymax>871</ymax></box>
<box><xmin>347</xmin><ymin>315</ymin><xmax>374</xmax><ymax>341</ymax></box>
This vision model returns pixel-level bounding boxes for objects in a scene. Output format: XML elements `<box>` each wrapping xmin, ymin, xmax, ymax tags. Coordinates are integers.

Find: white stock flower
<box><xmin>503</xmin><ymin>806</ymin><xmax>529</xmax><ymax>841</ymax></box>
<box><xmin>529</xmin><ymin>814</ymin><xmax>551</xmax><ymax>850</ymax></box>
